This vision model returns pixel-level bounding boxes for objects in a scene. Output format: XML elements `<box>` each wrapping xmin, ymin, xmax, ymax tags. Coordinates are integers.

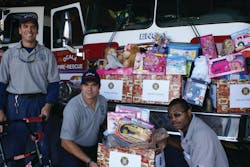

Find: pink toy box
<box><xmin>208</xmin><ymin>53</ymin><xmax>246</xmax><ymax>78</ymax></box>
<box><xmin>133</xmin><ymin>51</ymin><xmax>166</xmax><ymax>75</ymax></box>
<box><xmin>200</xmin><ymin>34</ymin><xmax>218</xmax><ymax>59</ymax></box>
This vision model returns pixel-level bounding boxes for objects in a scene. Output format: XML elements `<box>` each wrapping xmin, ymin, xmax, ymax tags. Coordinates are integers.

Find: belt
<box><xmin>11</xmin><ymin>93</ymin><xmax>45</xmax><ymax>98</ymax></box>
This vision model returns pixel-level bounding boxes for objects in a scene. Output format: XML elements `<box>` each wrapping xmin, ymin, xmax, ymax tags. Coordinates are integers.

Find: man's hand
<box><xmin>89</xmin><ymin>161</ymin><xmax>99</xmax><ymax>167</ymax></box>
<box><xmin>40</xmin><ymin>103</ymin><xmax>53</xmax><ymax>120</ymax></box>
<box><xmin>0</xmin><ymin>110</ymin><xmax>6</xmax><ymax>132</ymax></box>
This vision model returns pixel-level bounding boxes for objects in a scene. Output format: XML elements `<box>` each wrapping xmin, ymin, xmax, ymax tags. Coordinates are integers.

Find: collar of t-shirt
<box><xmin>21</xmin><ymin>43</ymin><xmax>34</xmax><ymax>53</ymax></box>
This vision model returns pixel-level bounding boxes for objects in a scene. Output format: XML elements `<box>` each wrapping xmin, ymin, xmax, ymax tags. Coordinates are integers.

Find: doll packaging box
<box><xmin>97</xmin><ymin>68</ymin><xmax>133</xmax><ymax>103</ymax></box>
<box><xmin>200</xmin><ymin>34</ymin><xmax>218</xmax><ymax>59</ymax></box>
<box><xmin>208</xmin><ymin>53</ymin><xmax>246</xmax><ymax>78</ymax></box>
<box><xmin>133</xmin><ymin>51</ymin><xmax>166</xmax><ymax>75</ymax></box>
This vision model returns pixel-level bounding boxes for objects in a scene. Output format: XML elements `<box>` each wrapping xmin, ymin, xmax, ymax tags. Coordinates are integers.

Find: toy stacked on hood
<box><xmin>103</xmin><ymin>47</ymin><xmax>124</xmax><ymax>70</ymax></box>
<box><xmin>152</xmin><ymin>34</ymin><xmax>169</xmax><ymax>54</ymax></box>
<box><xmin>118</xmin><ymin>44</ymin><xmax>140</xmax><ymax>68</ymax></box>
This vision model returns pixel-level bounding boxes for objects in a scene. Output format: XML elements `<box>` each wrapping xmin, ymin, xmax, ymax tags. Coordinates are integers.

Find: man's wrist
<box><xmin>86</xmin><ymin>159</ymin><xmax>93</xmax><ymax>167</ymax></box>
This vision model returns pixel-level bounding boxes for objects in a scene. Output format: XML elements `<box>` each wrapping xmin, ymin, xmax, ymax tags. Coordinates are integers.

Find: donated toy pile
<box><xmin>92</xmin><ymin>28</ymin><xmax>250</xmax><ymax>166</ymax></box>
<box><xmin>80</xmin><ymin>28</ymin><xmax>250</xmax><ymax>114</ymax></box>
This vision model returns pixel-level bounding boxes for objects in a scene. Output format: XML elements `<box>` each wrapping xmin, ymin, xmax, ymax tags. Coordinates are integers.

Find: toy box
<box><xmin>107</xmin><ymin>112</ymin><xmax>137</xmax><ymax>134</ymax></box>
<box><xmin>200</xmin><ymin>34</ymin><xmax>218</xmax><ymax>59</ymax></box>
<box><xmin>216</xmin><ymin>80</ymin><xmax>250</xmax><ymax>113</ymax></box>
<box><xmin>166</xmin><ymin>54</ymin><xmax>187</xmax><ymax>75</ymax></box>
<box><xmin>133</xmin><ymin>74</ymin><xmax>182</xmax><ymax>105</ymax></box>
<box><xmin>208</xmin><ymin>53</ymin><xmax>246</xmax><ymax>78</ymax></box>
<box><xmin>133</xmin><ymin>51</ymin><xmax>166</xmax><ymax>75</ymax></box>
<box><xmin>167</xmin><ymin>43</ymin><xmax>200</xmax><ymax>61</ymax></box>
<box><xmin>115</xmin><ymin>105</ymin><xmax>150</xmax><ymax>122</ymax></box>
<box><xmin>97</xmin><ymin>68</ymin><xmax>133</xmax><ymax>103</ymax></box>
<box><xmin>97</xmin><ymin>143</ymin><xmax>165</xmax><ymax>167</ymax></box>
<box><xmin>231</xmin><ymin>27</ymin><xmax>250</xmax><ymax>51</ymax></box>
<box><xmin>183</xmin><ymin>78</ymin><xmax>208</xmax><ymax>106</ymax></box>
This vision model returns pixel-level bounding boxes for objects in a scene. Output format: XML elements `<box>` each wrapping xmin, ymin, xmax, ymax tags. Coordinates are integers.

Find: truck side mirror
<box><xmin>61</xmin><ymin>11</ymin><xmax>84</xmax><ymax>59</ymax></box>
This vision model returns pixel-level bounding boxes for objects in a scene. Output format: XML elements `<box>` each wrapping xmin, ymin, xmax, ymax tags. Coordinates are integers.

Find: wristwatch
<box><xmin>86</xmin><ymin>159</ymin><xmax>93</xmax><ymax>167</ymax></box>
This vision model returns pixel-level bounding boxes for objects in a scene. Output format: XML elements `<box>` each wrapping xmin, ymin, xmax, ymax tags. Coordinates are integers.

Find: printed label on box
<box><xmin>142</xmin><ymin>80</ymin><xmax>170</xmax><ymax>102</ymax></box>
<box><xmin>109</xmin><ymin>151</ymin><xmax>141</xmax><ymax>167</ymax></box>
<box><xmin>230</xmin><ymin>84</ymin><xmax>250</xmax><ymax>108</ymax></box>
<box><xmin>100</xmin><ymin>80</ymin><xmax>123</xmax><ymax>100</ymax></box>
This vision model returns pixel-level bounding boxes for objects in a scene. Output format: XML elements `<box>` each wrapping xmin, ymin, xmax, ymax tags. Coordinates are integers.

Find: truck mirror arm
<box><xmin>64</xmin><ymin>44</ymin><xmax>85</xmax><ymax>60</ymax></box>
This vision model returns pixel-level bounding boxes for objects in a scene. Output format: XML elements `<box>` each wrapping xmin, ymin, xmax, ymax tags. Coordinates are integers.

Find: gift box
<box><xmin>132</xmin><ymin>74</ymin><xmax>182</xmax><ymax>105</ymax></box>
<box><xmin>97</xmin><ymin>68</ymin><xmax>133</xmax><ymax>103</ymax></box>
<box><xmin>97</xmin><ymin>143</ymin><xmax>165</xmax><ymax>167</ymax></box>
<box><xmin>216</xmin><ymin>80</ymin><xmax>250</xmax><ymax>113</ymax></box>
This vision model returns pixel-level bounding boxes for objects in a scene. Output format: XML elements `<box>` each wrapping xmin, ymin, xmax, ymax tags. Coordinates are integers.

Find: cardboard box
<box><xmin>133</xmin><ymin>74</ymin><xmax>182</xmax><ymax>105</ymax></box>
<box><xmin>97</xmin><ymin>68</ymin><xmax>133</xmax><ymax>103</ymax></box>
<box><xmin>97</xmin><ymin>143</ymin><xmax>165</xmax><ymax>167</ymax></box>
<box><xmin>217</xmin><ymin>80</ymin><xmax>250</xmax><ymax>113</ymax></box>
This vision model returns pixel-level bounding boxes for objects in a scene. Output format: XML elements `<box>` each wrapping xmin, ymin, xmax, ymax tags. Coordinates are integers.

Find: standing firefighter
<box><xmin>0</xmin><ymin>14</ymin><xmax>60</xmax><ymax>166</ymax></box>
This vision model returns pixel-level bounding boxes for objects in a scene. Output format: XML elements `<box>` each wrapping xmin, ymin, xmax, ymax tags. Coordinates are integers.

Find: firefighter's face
<box><xmin>81</xmin><ymin>81</ymin><xmax>100</xmax><ymax>101</ymax></box>
<box><xmin>19</xmin><ymin>21</ymin><xmax>38</xmax><ymax>43</ymax></box>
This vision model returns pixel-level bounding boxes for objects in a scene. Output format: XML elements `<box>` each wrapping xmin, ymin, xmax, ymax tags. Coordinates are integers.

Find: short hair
<box><xmin>168</xmin><ymin>98</ymin><xmax>191</xmax><ymax>112</ymax></box>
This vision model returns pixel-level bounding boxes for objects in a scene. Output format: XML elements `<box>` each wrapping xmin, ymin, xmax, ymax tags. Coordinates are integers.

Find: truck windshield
<box><xmin>84</xmin><ymin>0</ymin><xmax>154</xmax><ymax>33</ymax></box>
<box><xmin>156</xmin><ymin>0</ymin><xmax>250</xmax><ymax>27</ymax></box>
<box><xmin>84</xmin><ymin>0</ymin><xmax>249</xmax><ymax>33</ymax></box>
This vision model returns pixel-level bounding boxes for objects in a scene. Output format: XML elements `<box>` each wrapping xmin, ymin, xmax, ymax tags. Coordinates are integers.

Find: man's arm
<box><xmin>0</xmin><ymin>82</ymin><xmax>7</xmax><ymax>132</ymax></box>
<box><xmin>61</xmin><ymin>139</ymin><xmax>98</xmax><ymax>167</ymax></box>
<box><xmin>157</xmin><ymin>136</ymin><xmax>183</xmax><ymax>151</ymax></box>
<box><xmin>41</xmin><ymin>82</ymin><xmax>59</xmax><ymax>119</ymax></box>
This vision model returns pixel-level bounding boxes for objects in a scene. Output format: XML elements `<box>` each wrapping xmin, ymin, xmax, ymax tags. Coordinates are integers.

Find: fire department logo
<box><xmin>241</xmin><ymin>87</ymin><xmax>250</xmax><ymax>95</ymax></box>
<box><xmin>108</xmin><ymin>82</ymin><xmax>114</xmax><ymax>89</ymax></box>
<box><xmin>152</xmin><ymin>83</ymin><xmax>159</xmax><ymax>90</ymax></box>
<box><xmin>120</xmin><ymin>156</ymin><xmax>129</xmax><ymax>166</ymax></box>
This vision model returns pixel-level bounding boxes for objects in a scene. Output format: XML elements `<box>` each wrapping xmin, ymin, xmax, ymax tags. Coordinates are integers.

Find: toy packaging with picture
<box><xmin>208</xmin><ymin>53</ymin><xmax>246</xmax><ymax>78</ymax></box>
<box><xmin>231</xmin><ymin>27</ymin><xmax>250</xmax><ymax>51</ymax></box>
<box><xmin>183</xmin><ymin>78</ymin><xmax>208</xmax><ymax>106</ymax></box>
<box><xmin>200</xmin><ymin>34</ymin><xmax>218</xmax><ymax>59</ymax></box>
<box><xmin>167</xmin><ymin>43</ymin><xmax>200</xmax><ymax>61</ymax></box>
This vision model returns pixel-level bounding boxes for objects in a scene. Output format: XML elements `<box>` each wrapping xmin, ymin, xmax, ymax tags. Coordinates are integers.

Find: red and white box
<box><xmin>97</xmin><ymin>143</ymin><xmax>165</xmax><ymax>167</ymax></box>
<box><xmin>97</xmin><ymin>68</ymin><xmax>133</xmax><ymax>103</ymax></box>
<box><xmin>216</xmin><ymin>79</ymin><xmax>250</xmax><ymax>113</ymax></box>
<box><xmin>132</xmin><ymin>74</ymin><xmax>182</xmax><ymax>105</ymax></box>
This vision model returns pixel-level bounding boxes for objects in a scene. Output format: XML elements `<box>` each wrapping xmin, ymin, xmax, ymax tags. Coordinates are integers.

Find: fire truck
<box><xmin>1</xmin><ymin>0</ymin><xmax>250</xmax><ymax>151</ymax></box>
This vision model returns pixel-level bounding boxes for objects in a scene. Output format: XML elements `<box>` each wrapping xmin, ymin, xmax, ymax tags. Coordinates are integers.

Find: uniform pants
<box><xmin>3</xmin><ymin>94</ymin><xmax>50</xmax><ymax>167</ymax></box>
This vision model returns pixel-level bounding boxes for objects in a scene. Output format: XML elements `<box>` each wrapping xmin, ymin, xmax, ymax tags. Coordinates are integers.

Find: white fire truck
<box><xmin>1</xmin><ymin>0</ymin><xmax>250</xmax><ymax>145</ymax></box>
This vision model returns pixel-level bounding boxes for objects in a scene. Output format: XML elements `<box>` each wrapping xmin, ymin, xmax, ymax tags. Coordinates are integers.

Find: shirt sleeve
<box><xmin>46</xmin><ymin>81</ymin><xmax>59</xmax><ymax>104</ymax></box>
<box><xmin>191</xmin><ymin>130</ymin><xmax>217</xmax><ymax>167</ymax></box>
<box><xmin>47</xmin><ymin>50</ymin><xmax>60</xmax><ymax>83</ymax></box>
<box><xmin>60</xmin><ymin>102</ymin><xmax>79</xmax><ymax>141</ymax></box>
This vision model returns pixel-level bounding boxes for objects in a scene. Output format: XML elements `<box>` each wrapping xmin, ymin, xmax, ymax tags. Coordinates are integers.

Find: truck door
<box><xmin>0</xmin><ymin>6</ymin><xmax>44</xmax><ymax>49</ymax></box>
<box><xmin>51</xmin><ymin>2</ymin><xmax>86</xmax><ymax>80</ymax></box>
